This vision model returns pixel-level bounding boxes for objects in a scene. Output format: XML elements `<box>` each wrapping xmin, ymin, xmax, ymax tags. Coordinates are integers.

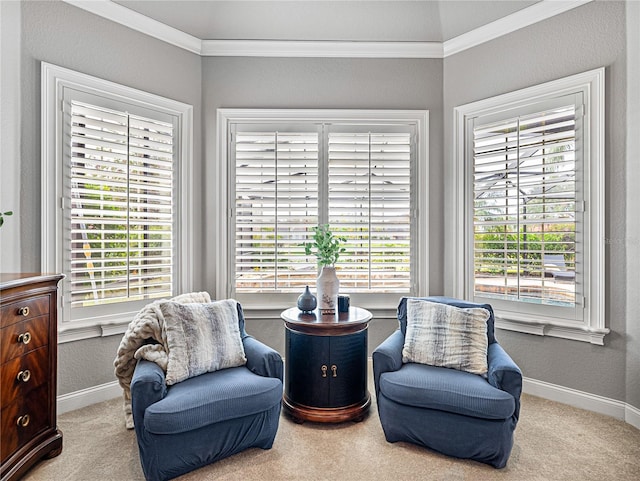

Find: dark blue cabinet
<box><xmin>281</xmin><ymin>307</ymin><xmax>371</xmax><ymax>423</ymax></box>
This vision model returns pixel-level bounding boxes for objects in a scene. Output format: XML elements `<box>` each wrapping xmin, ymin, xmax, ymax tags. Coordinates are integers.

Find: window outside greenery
<box><xmin>70</xmin><ymin>101</ymin><xmax>174</xmax><ymax>307</ymax></box>
<box><xmin>473</xmin><ymin>104</ymin><xmax>577</xmax><ymax>307</ymax></box>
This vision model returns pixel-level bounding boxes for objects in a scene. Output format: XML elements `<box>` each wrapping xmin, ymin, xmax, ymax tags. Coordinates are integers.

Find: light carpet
<box><xmin>25</xmin><ymin>373</ymin><xmax>640</xmax><ymax>481</ymax></box>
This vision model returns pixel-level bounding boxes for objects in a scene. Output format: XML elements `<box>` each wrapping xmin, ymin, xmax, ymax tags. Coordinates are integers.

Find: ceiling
<box><xmin>114</xmin><ymin>0</ymin><xmax>542</xmax><ymax>43</ymax></box>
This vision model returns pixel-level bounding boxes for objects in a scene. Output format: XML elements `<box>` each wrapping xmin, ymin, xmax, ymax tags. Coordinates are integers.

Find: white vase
<box><xmin>317</xmin><ymin>266</ymin><xmax>339</xmax><ymax>313</ymax></box>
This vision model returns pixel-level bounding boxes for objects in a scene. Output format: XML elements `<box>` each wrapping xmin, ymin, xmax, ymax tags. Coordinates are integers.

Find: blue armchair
<box><xmin>373</xmin><ymin>297</ymin><xmax>522</xmax><ymax>468</ymax></box>
<box><xmin>130</xmin><ymin>303</ymin><xmax>283</xmax><ymax>481</ymax></box>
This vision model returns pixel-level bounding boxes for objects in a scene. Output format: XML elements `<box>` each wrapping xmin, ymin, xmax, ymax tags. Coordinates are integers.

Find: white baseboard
<box><xmin>57</xmin><ymin>380</ymin><xmax>122</xmax><ymax>415</ymax></box>
<box><xmin>625</xmin><ymin>403</ymin><xmax>640</xmax><ymax>430</ymax></box>
<box><xmin>523</xmin><ymin>376</ymin><xmax>632</xmax><ymax>421</ymax></box>
<box><xmin>525</xmin><ymin>377</ymin><xmax>640</xmax><ymax>430</ymax></box>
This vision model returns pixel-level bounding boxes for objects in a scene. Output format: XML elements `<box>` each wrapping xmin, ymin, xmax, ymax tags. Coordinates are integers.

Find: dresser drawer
<box><xmin>1</xmin><ymin>383</ymin><xmax>51</xmax><ymax>462</ymax></box>
<box><xmin>0</xmin><ymin>316</ymin><xmax>49</xmax><ymax>365</ymax></box>
<box><xmin>1</xmin><ymin>274</ymin><xmax>63</xmax><ymax>480</ymax></box>
<box><xmin>1</xmin><ymin>346</ymin><xmax>49</xmax><ymax>409</ymax></box>
<box><xmin>0</xmin><ymin>295</ymin><xmax>50</xmax><ymax>329</ymax></box>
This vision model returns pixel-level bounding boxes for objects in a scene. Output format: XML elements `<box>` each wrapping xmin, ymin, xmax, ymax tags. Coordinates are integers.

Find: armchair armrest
<box><xmin>372</xmin><ymin>330</ymin><xmax>404</xmax><ymax>395</ymax></box>
<box><xmin>130</xmin><ymin>360</ymin><xmax>167</xmax><ymax>433</ymax></box>
<box><xmin>243</xmin><ymin>335</ymin><xmax>284</xmax><ymax>382</ymax></box>
<box><xmin>487</xmin><ymin>342</ymin><xmax>523</xmax><ymax>419</ymax></box>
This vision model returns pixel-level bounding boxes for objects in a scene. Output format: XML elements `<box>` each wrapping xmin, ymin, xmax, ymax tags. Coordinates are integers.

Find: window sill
<box><xmin>240</xmin><ymin>305</ymin><xmax>397</xmax><ymax>322</ymax></box>
<box><xmin>58</xmin><ymin>314</ymin><xmax>133</xmax><ymax>343</ymax></box>
<box><xmin>495</xmin><ymin>313</ymin><xmax>609</xmax><ymax>345</ymax></box>
<box><xmin>234</xmin><ymin>291</ymin><xmax>405</xmax><ymax>319</ymax></box>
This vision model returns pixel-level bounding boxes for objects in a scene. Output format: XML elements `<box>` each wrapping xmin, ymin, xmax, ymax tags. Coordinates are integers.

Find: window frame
<box><xmin>41</xmin><ymin>62</ymin><xmax>194</xmax><ymax>342</ymax></box>
<box><xmin>216</xmin><ymin>109</ymin><xmax>429</xmax><ymax>314</ymax></box>
<box><xmin>452</xmin><ymin>68</ymin><xmax>608</xmax><ymax>345</ymax></box>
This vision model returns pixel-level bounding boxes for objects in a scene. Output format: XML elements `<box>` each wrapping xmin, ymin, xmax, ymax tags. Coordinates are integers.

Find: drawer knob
<box><xmin>331</xmin><ymin>364</ymin><xmax>338</xmax><ymax>377</ymax></box>
<box><xmin>321</xmin><ymin>365</ymin><xmax>328</xmax><ymax>378</ymax></box>
<box><xmin>18</xmin><ymin>306</ymin><xmax>30</xmax><ymax>316</ymax></box>
<box><xmin>17</xmin><ymin>414</ymin><xmax>30</xmax><ymax>427</ymax></box>
<box><xmin>17</xmin><ymin>370</ymin><xmax>31</xmax><ymax>383</ymax></box>
<box><xmin>17</xmin><ymin>332</ymin><xmax>32</xmax><ymax>345</ymax></box>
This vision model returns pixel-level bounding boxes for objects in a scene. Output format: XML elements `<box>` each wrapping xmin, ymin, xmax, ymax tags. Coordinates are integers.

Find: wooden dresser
<box><xmin>1</xmin><ymin>274</ymin><xmax>64</xmax><ymax>481</ymax></box>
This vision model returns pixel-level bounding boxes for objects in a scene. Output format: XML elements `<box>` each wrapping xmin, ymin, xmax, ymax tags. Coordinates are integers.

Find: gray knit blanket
<box><xmin>113</xmin><ymin>291</ymin><xmax>211</xmax><ymax>429</ymax></box>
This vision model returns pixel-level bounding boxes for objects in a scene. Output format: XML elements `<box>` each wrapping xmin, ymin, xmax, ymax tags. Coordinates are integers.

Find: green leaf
<box><xmin>302</xmin><ymin>224</ymin><xmax>346</xmax><ymax>267</ymax></box>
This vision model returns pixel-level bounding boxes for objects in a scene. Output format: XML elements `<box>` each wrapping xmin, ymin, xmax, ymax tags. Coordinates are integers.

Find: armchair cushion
<box><xmin>143</xmin><ymin>366</ymin><xmax>282</xmax><ymax>435</ymax></box>
<box><xmin>402</xmin><ymin>299</ymin><xmax>489</xmax><ymax>376</ymax></box>
<box><xmin>160</xmin><ymin>299</ymin><xmax>246</xmax><ymax>385</ymax></box>
<box><xmin>379</xmin><ymin>362</ymin><xmax>515</xmax><ymax>420</ymax></box>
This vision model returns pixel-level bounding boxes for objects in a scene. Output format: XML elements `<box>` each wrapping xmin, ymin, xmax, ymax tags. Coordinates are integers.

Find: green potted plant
<box><xmin>303</xmin><ymin>224</ymin><xmax>346</xmax><ymax>313</ymax></box>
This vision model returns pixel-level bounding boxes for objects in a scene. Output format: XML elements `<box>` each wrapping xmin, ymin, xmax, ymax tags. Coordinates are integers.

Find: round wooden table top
<box><xmin>280</xmin><ymin>306</ymin><xmax>372</xmax><ymax>335</ymax></box>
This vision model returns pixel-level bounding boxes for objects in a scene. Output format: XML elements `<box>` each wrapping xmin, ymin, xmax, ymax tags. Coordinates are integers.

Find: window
<box><xmin>472</xmin><ymin>100</ymin><xmax>579</xmax><ymax>310</ymax></box>
<box><xmin>234</xmin><ymin>128</ymin><xmax>319</xmax><ymax>292</ymax></box>
<box><xmin>453</xmin><ymin>68</ymin><xmax>608</xmax><ymax>344</ymax></box>
<box><xmin>328</xmin><ymin>130</ymin><xmax>412</xmax><ymax>293</ymax></box>
<box><xmin>218</xmin><ymin>110</ymin><xmax>428</xmax><ymax>311</ymax></box>
<box><xmin>42</xmin><ymin>63</ymin><xmax>193</xmax><ymax>341</ymax></box>
<box><xmin>69</xmin><ymin>101</ymin><xmax>174</xmax><ymax>307</ymax></box>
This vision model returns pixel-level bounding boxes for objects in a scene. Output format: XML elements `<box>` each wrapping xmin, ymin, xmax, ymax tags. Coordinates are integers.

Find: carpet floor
<box><xmin>25</xmin><ymin>374</ymin><xmax>640</xmax><ymax>481</ymax></box>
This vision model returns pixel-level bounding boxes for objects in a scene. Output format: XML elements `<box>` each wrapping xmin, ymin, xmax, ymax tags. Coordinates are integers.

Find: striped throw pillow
<box><xmin>161</xmin><ymin>299</ymin><xmax>247</xmax><ymax>385</ymax></box>
<box><xmin>402</xmin><ymin>299</ymin><xmax>489</xmax><ymax>376</ymax></box>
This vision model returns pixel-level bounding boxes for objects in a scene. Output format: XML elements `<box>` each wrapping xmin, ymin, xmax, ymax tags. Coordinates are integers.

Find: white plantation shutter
<box><xmin>472</xmin><ymin>97</ymin><xmax>581</xmax><ymax>309</ymax></box>
<box><xmin>328</xmin><ymin>131</ymin><xmax>412</xmax><ymax>292</ymax></box>
<box><xmin>69</xmin><ymin>100</ymin><xmax>174</xmax><ymax>307</ymax></box>
<box><xmin>456</xmin><ymin>69</ymin><xmax>606</xmax><ymax>342</ymax></box>
<box><xmin>234</xmin><ymin>129</ymin><xmax>319</xmax><ymax>292</ymax></box>
<box><xmin>231</xmin><ymin>122</ymin><xmax>415</xmax><ymax>295</ymax></box>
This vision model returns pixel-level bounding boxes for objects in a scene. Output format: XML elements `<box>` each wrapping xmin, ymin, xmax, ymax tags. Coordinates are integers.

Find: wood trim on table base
<box><xmin>283</xmin><ymin>394</ymin><xmax>371</xmax><ymax>424</ymax></box>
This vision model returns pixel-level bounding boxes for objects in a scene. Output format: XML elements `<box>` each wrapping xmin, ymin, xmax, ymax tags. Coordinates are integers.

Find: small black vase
<box><xmin>297</xmin><ymin>285</ymin><xmax>317</xmax><ymax>312</ymax></box>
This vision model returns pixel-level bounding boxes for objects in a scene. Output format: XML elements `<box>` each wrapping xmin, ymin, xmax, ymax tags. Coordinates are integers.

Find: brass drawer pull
<box><xmin>17</xmin><ymin>414</ymin><xmax>30</xmax><ymax>427</ymax></box>
<box><xmin>321</xmin><ymin>364</ymin><xmax>328</xmax><ymax>378</ymax></box>
<box><xmin>17</xmin><ymin>370</ymin><xmax>32</xmax><ymax>383</ymax></box>
<box><xmin>331</xmin><ymin>365</ymin><xmax>337</xmax><ymax>377</ymax></box>
<box><xmin>18</xmin><ymin>306</ymin><xmax>30</xmax><ymax>316</ymax></box>
<box><xmin>17</xmin><ymin>332</ymin><xmax>32</xmax><ymax>345</ymax></box>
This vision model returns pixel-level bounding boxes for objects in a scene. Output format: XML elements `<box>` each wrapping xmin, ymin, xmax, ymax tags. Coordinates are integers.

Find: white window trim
<box><xmin>216</xmin><ymin>109</ymin><xmax>429</xmax><ymax>314</ymax></box>
<box><xmin>41</xmin><ymin>62</ymin><xmax>194</xmax><ymax>343</ymax></box>
<box><xmin>452</xmin><ymin>68</ymin><xmax>608</xmax><ymax>345</ymax></box>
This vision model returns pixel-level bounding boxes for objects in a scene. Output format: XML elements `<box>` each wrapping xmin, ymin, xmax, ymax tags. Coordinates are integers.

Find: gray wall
<box><xmin>0</xmin><ymin>0</ymin><xmax>22</xmax><ymax>268</ymax></box>
<box><xmin>443</xmin><ymin>0</ymin><xmax>631</xmax><ymax>402</ymax></box>
<box><xmin>10</xmin><ymin>0</ymin><xmax>203</xmax><ymax>394</ymax></box>
<box><xmin>625</xmin><ymin>0</ymin><xmax>640</xmax><ymax>410</ymax></box>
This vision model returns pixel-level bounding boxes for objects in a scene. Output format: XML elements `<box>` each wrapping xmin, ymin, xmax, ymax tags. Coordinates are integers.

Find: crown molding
<box><xmin>63</xmin><ymin>0</ymin><xmax>203</xmax><ymax>55</ymax></box>
<box><xmin>443</xmin><ymin>0</ymin><xmax>593</xmax><ymax>57</ymax></box>
<box><xmin>201</xmin><ymin>40</ymin><xmax>442</xmax><ymax>58</ymax></box>
<box><xmin>63</xmin><ymin>0</ymin><xmax>593</xmax><ymax>59</ymax></box>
